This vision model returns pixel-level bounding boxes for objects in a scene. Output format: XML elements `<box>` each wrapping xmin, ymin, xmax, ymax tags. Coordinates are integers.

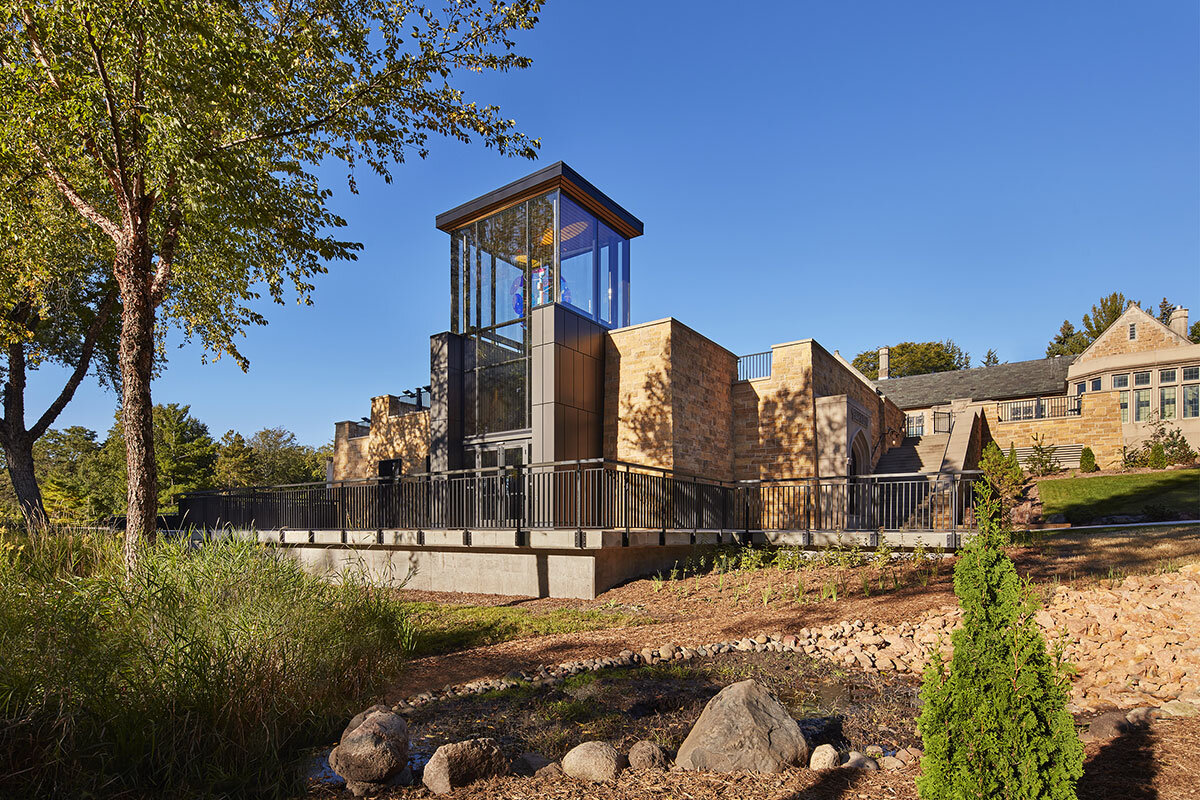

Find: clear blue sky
<box><xmin>27</xmin><ymin>1</ymin><xmax>1200</xmax><ymax>446</ymax></box>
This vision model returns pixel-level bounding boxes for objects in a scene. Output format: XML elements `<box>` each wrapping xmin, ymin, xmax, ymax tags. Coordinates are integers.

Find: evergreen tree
<box><xmin>1078</xmin><ymin>447</ymin><xmax>1097</xmax><ymax>473</ymax></box>
<box><xmin>918</xmin><ymin>483</ymin><xmax>1083</xmax><ymax>799</ymax></box>
<box><xmin>982</xmin><ymin>349</ymin><xmax>1000</xmax><ymax>367</ymax></box>
<box><xmin>214</xmin><ymin>431</ymin><xmax>258</xmax><ymax>488</ymax></box>
<box><xmin>1045</xmin><ymin>321</ymin><xmax>1088</xmax><ymax>358</ymax></box>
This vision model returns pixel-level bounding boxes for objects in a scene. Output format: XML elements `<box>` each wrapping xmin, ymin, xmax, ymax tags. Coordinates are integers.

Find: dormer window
<box><xmin>1129</xmin><ymin>323</ymin><xmax>1137</xmax><ymax>340</ymax></box>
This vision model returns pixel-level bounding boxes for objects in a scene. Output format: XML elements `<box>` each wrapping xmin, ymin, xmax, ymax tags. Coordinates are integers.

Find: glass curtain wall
<box><xmin>448</xmin><ymin>189</ymin><xmax>631</xmax><ymax>439</ymax></box>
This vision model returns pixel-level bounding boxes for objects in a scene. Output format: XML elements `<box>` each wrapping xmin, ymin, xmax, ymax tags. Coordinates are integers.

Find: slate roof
<box><xmin>873</xmin><ymin>356</ymin><xmax>1074</xmax><ymax>410</ymax></box>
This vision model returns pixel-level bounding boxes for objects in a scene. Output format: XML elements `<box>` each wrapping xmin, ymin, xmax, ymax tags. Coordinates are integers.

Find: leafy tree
<box><xmin>917</xmin><ymin>482</ymin><xmax>1083</xmax><ymax>799</ymax></box>
<box><xmin>853</xmin><ymin>340</ymin><xmax>971</xmax><ymax>380</ymax></box>
<box><xmin>981</xmin><ymin>349</ymin><xmax>1000</xmax><ymax>367</ymax></box>
<box><xmin>1081</xmin><ymin>292</ymin><xmax>1135</xmax><ymax>342</ymax></box>
<box><xmin>36</xmin><ymin>426</ymin><xmax>108</xmax><ymax>523</ymax></box>
<box><xmin>249</xmin><ymin>427</ymin><xmax>325</xmax><ymax>485</ymax></box>
<box><xmin>0</xmin><ymin>184</ymin><xmax>120</xmax><ymax>525</ymax></box>
<box><xmin>1044</xmin><ymin>320</ymin><xmax>1088</xmax><ymax>358</ymax></box>
<box><xmin>214</xmin><ymin>431</ymin><xmax>258</xmax><ymax>488</ymax></box>
<box><xmin>2</xmin><ymin>0</ymin><xmax>543</xmax><ymax>563</ymax></box>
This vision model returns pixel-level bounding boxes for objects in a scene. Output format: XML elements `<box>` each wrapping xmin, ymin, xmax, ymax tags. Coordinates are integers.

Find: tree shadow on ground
<box><xmin>778</xmin><ymin>766</ymin><xmax>866</xmax><ymax>800</ymax></box>
<box><xmin>1077</xmin><ymin>725</ymin><xmax>1158</xmax><ymax>800</ymax></box>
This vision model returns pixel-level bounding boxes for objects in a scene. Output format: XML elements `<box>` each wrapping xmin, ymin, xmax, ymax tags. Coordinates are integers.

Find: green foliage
<box><xmin>852</xmin><ymin>339</ymin><xmax>971</xmax><ymax>380</ymax></box>
<box><xmin>1147</xmin><ymin>442</ymin><xmax>1167</xmax><ymax>470</ymax></box>
<box><xmin>978</xmin><ymin>442</ymin><xmax>1025</xmax><ymax>525</ymax></box>
<box><xmin>0</xmin><ymin>526</ymin><xmax>416</xmax><ymax>798</ymax></box>
<box><xmin>1078</xmin><ymin>447</ymin><xmax>1097</xmax><ymax>473</ymax></box>
<box><xmin>917</xmin><ymin>483</ymin><xmax>1083</xmax><ymax>800</ymax></box>
<box><xmin>1191</xmin><ymin>320</ymin><xmax>1200</xmax><ymax>344</ymax></box>
<box><xmin>214</xmin><ymin>430</ymin><xmax>258</xmax><ymax>488</ymax></box>
<box><xmin>1025</xmin><ymin>433</ymin><xmax>1061</xmax><ymax>477</ymax></box>
<box><xmin>249</xmin><ymin>427</ymin><xmax>327</xmax><ymax>485</ymax></box>
<box><xmin>1044</xmin><ymin>320</ymin><xmax>1089</xmax><ymax>358</ymax></box>
<box><xmin>982</xmin><ymin>348</ymin><xmax>1000</xmax><ymax>367</ymax></box>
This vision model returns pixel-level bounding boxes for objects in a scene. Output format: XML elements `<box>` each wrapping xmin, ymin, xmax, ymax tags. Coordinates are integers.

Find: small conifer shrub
<box><xmin>917</xmin><ymin>482</ymin><xmax>1083</xmax><ymax>800</ymax></box>
<box><xmin>1078</xmin><ymin>447</ymin><xmax>1097</xmax><ymax>473</ymax></box>
<box><xmin>1148</xmin><ymin>441</ymin><xmax>1167</xmax><ymax>470</ymax></box>
<box><xmin>1025</xmin><ymin>433</ymin><xmax>1062</xmax><ymax>477</ymax></box>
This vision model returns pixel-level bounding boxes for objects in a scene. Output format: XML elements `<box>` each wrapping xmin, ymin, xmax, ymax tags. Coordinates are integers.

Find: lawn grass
<box><xmin>1037</xmin><ymin>469</ymin><xmax>1200</xmax><ymax>524</ymax></box>
<box><xmin>401</xmin><ymin>602</ymin><xmax>656</xmax><ymax>658</ymax></box>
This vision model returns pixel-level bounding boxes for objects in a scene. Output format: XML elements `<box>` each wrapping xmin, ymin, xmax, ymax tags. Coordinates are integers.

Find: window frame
<box><xmin>1160</xmin><ymin>369</ymin><xmax>1177</xmax><ymax>384</ymax></box>
<box><xmin>1090</xmin><ymin>377</ymin><xmax>1102</xmax><ymax>392</ymax></box>
<box><xmin>1128</xmin><ymin>323</ymin><xmax>1137</xmax><ymax>340</ymax></box>
<box><xmin>1160</xmin><ymin>386</ymin><xmax>1177</xmax><ymax>420</ymax></box>
<box><xmin>1134</xmin><ymin>371</ymin><xmax>1151</xmax><ymax>387</ymax></box>
<box><xmin>1112</xmin><ymin>373</ymin><xmax>1129</xmax><ymax>389</ymax></box>
<box><xmin>1133</xmin><ymin>389</ymin><xmax>1151</xmax><ymax>422</ymax></box>
<box><xmin>1119</xmin><ymin>390</ymin><xmax>1129</xmax><ymax>423</ymax></box>
<box><xmin>1185</xmin><ymin>384</ymin><xmax>1200</xmax><ymax>420</ymax></box>
<box><xmin>1183</xmin><ymin>366</ymin><xmax>1199</xmax><ymax>382</ymax></box>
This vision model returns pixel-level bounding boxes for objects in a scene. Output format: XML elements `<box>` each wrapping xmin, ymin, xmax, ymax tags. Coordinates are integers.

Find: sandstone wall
<box><xmin>810</xmin><ymin>346</ymin><xmax>905</xmax><ymax>469</ymax></box>
<box><xmin>732</xmin><ymin>341</ymin><xmax>818</xmax><ymax>481</ymax></box>
<box><xmin>1076</xmin><ymin>307</ymin><xmax>1189</xmax><ymax>363</ymax></box>
<box><xmin>984</xmin><ymin>391</ymin><xmax>1124</xmax><ymax>469</ymax></box>
<box><xmin>603</xmin><ymin>318</ymin><xmax>737</xmax><ymax>479</ymax></box>
<box><xmin>333</xmin><ymin>422</ymin><xmax>371</xmax><ymax>481</ymax></box>
<box><xmin>332</xmin><ymin>397</ymin><xmax>431</xmax><ymax>482</ymax></box>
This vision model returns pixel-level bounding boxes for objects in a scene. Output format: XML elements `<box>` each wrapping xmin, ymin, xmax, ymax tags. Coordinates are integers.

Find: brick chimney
<box><xmin>1169</xmin><ymin>306</ymin><xmax>1189</xmax><ymax>338</ymax></box>
<box><xmin>878</xmin><ymin>347</ymin><xmax>890</xmax><ymax>380</ymax></box>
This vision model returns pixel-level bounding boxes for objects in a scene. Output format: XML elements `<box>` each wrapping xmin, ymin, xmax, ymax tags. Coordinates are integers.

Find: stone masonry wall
<box><xmin>985</xmin><ymin>391</ymin><xmax>1124</xmax><ymax>469</ymax></box>
<box><xmin>732</xmin><ymin>341</ymin><xmax>818</xmax><ymax>481</ymax></box>
<box><xmin>367</xmin><ymin>396</ymin><xmax>430</xmax><ymax>473</ymax></box>
<box><xmin>1076</xmin><ymin>306</ymin><xmax>1190</xmax><ymax>363</ymax></box>
<box><xmin>333</xmin><ymin>423</ymin><xmax>370</xmax><ymax>481</ymax></box>
<box><xmin>603</xmin><ymin>319</ymin><xmax>737</xmax><ymax>480</ymax></box>
<box><xmin>810</xmin><ymin>346</ymin><xmax>905</xmax><ymax>469</ymax></box>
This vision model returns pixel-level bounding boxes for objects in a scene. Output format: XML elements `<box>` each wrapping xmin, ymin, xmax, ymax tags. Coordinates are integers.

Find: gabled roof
<box><xmin>1073</xmin><ymin>302</ymin><xmax>1192</xmax><ymax>361</ymax></box>
<box><xmin>873</xmin><ymin>356</ymin><xmax>1074</xmax><ymax>410</ymax></box>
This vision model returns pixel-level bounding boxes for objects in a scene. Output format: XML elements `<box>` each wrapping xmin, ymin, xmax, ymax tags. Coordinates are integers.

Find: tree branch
<box><xmin>85</xmin><ymin>24</ymin><xmax>132</xmax><ymax>209</ymax></box>
<box><xmin>33</xmin><ymin>142</ymin><xmax>124</xmax><ymax>242</ymax></box>
<box><xmin>30</xmin><ymin>285</ymin><xmax>119</xmax><ymax>439</ymax></box>
<box><xmin>151</xmin><ymin>192</ymin><xmax>182</xmax><ymax>307</ymax></box>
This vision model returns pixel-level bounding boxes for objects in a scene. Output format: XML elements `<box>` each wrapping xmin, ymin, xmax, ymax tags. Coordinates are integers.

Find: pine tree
<box><xmin>917</xmin><ymin>483</ymin><xmax>1083</xmax><ymax>800</ymax></box>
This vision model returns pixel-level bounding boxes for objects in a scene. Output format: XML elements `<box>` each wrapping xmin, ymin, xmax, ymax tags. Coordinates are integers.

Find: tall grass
<box><xmin>0</xmin><ymin>527</ymin><xmax>415</xmax><ymax>798</ymax></box>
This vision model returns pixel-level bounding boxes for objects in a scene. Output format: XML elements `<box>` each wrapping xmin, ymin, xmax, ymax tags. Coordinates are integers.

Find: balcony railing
<box><xmin>177</xmin><ymin>460</ymin><xmax>980</xmax><ymax>535</ymax></box>
<box><xmin>995</xmin><ymin>395</ymin><xmax>1081</xmax><ymax>423</ymax></box>
<box><xmin>737</xmin><ymin>351</ymin><xmax>772</xmax><ymax>381</ymax></box>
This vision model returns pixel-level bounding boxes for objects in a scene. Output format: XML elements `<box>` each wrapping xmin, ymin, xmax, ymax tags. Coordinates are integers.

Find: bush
<box><xmin>1025</xmin><ymin>433</ymin><xmax>1062</xmax><ymax>477</ymax></box>
<box><xmin>1078</xmin><ymin>447</ymin><xmax>1097</xmax><ymax>473</ymax></box>
<box><xmin>917</xmin><ymin>483</ymin><xmax>1083</xmax><ymax>799</ymax></box>
<box><xmin>0</xmin><ymin>528</ymin><xmax>415</xmax><ymax>798</ymax></box>
<box><xmin>1148</xmin><ymin>441</ymin><xmax>1167</xmax><ymax>470</ymax></box>
<box><xmin>978</xmin><ymin>442</ymin><xmax>1025</xmax><ymax>529</ymax></box>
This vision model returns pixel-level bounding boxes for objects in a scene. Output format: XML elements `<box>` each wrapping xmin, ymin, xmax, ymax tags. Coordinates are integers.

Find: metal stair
<box><xmin>873</xmin><ymin>434</ymin><xmax>951</xmax><ymax>475</ymax></box>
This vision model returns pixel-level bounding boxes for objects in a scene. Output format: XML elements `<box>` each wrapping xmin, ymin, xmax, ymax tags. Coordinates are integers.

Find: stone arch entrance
<box><xmin>849</xmin><ymin>431</ymin><xmax>871</xmax><ymax>476</ymax></box>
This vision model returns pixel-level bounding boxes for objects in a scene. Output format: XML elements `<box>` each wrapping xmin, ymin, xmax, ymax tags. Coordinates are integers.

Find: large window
<box><xmin>555</xmin><ymin>194</ymin><xmax>631</xmax><ymax>327</ymax></box>
<box><xmin>1161</xmin><ymin>387</ymin><xmax>1177</xmax><ymax>420</ymax></box>
<box><xmin>1185</xmin><ymin>384</ymin><xmax>1199</xmax><ymax>419</ymax></box>
<box><xmin>1133</xmin><ymin>389</ymin><xmax>1151</xmax><ymax>422</ymax></box>
<box><xmin>1119</xmin><ymin>391</ymin><xmax>1129</xmax><ymax>423</ymax></box>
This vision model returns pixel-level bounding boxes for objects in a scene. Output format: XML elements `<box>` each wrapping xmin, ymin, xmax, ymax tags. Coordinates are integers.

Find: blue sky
<box><xmin>26</xmin><ymin>1</ymin><xmax>1200</xmax><ymax>446</ymax></box>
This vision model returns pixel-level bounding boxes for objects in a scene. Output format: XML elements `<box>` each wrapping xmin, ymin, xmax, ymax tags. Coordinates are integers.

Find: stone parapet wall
<box><xmin>603</xmin><ymin>318</ymin><xmax>737</xmax><ymax>479</ymax></box>
<box><xmin>733</xmin><ymin>341</ymin><xmax>818</xmax><ymax>481</ymax></box>
<box><xmin>333</xmin><ymin>396</ymin><xmax>431</xmax><ymax>481</ymax></box>
<box><xmin>333</xmin><ymin>423</ymin><xmax>371</xmax><ymax>481</ymax></box>
<box><xmin>984</xmin><ymin>391</ymin><xmax>1124</xmax><ymax>469</ymax></box>
<box><xmin>810</xmin><ymin>347</ymin><xmax>904</xmax><ymax>469</ymax></box>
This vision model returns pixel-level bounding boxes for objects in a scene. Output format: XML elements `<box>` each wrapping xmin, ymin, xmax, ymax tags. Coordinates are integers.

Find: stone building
<box><xmin>332</xmin><ymin>162</ymin><xmax>907</xmax><ymax>485</ymax></box>
<box><xmin>873</xmin><ymin>303</ymin><xmax>1198</xmax><ymax>471</ymax></box>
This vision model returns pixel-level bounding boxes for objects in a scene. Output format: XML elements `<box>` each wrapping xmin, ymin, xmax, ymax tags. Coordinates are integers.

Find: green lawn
<box><xmin>1037</xmin><ymin>469</ymin><xmax>1200</xmax><ymax>524</ymax></box>
<box><xmin>401</xmin><ymin>602</ymin><xmax>655</xmax><ymax>658</ymax></box>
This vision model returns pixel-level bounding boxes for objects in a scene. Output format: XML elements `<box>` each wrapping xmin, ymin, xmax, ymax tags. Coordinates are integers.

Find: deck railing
<box><xmin>995</xmin><ymin>395</ymin><xmax>1081</xmax><ymax>422</ymax></box>
<box><xmin>737</xmin><ymin>351</ymin><xmax>773</xmax><ymax>381</ymax></box>
<box><xmin>178</xmin><ymin>460</ymin><xmax>980</xmax><ymax>535</ymax></box>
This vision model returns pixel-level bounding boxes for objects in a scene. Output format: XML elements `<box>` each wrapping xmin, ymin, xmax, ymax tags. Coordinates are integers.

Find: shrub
<box><xmin>917</xmin><ymin>483</ymin><xmax>1083</xmax><ymax>799</ymax></box>
<box><xmin>1148</xmin><ymin>441</ymin><xmax>1167</xmax><ymax>470</ymax></box>
<box><xmin>978</xmin><ymin>441</ymin><xmax>1025</xmax><ymax>529</ymax></box>
<box><xmin>1025</xmin><ymin>433</ymin><xmax>1062</xmax><ymax>477</ymax></box>
<box><xmin>0</xmin><ymin>528</ymin><xmax>415</xmax><ymax>798</ymax></box>
<box><xmin>1078</xmin><ymin>446</ymin><xmax>1097</xmax><ymax>473</ymax></box>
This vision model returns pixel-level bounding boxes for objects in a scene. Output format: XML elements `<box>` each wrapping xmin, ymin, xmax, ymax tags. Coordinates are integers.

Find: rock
<box><xmin>1087</xmin><ymin>711</ymin><xmax>1132</xmax><ymax>741</ymax></box>
<box><xmin>422</xmin><ymin>738</ymin><xmax>510</xmax><ymax>795</ymax></box>
<box><xmin>1159</xmin><ymin>700</ymin><xmax>1200</xmax><ymax>718</ymax></box>
<box><xmin>535</xmin><ymin>761</ymin><xmax>564</xmax><ymax>779</ymax></box>
<box><xmin>1126</xmin><ymin>707</ymin><xmax>1159</xmax><ymax>726</ymax></box>
<box><xmin>512</xmin><ymin>752</ymin><xmax>553</xmax><ymax>777</ymax></box>
<box><xmin>345</xmin><ymin>768</ymin><xmax>412</xmax><ymax>797</ymax></box>
<box><xmin>330</xmin><ymin>708</ymin><xmax>409</xmax><ymax>784</ymax></box>
<box><xmin>842</xmin><ymin>751</ymin><xmax>879</xmax><ymax>770</ymax></box>
<box><xmin>676</xmin><ymin>680</ymin><xmax>809</xmax><ymax>773</ymax></box>
<box><xmin>809</xmin><ymin>744</ymin><xmax>840</xmax><ymax>770</ymax></box>
<box><xmin>628</xmin><ymin>740</ymin><xmax>670</xmax><ymax>771</ymax></box>
<box><xmin>864</xmin><ymin>744</ymin><xmax>884</xmax><ymax>758</ymax></box>
<box><xmin>879</xmin><ymin>756</ymin><xmax>905</xmax><ymax>770</ymax></box>
<box><xmin>562</xmin><ymin>741</ymin><xmax>626</xmax><ymax>782</ymax></box>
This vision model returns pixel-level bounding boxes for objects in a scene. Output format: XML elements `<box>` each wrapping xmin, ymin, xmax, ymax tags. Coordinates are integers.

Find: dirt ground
<box><xmin>390</xmin><ymin>524</ymin><xmax>1200</xmax><ymax>700</ymax></box>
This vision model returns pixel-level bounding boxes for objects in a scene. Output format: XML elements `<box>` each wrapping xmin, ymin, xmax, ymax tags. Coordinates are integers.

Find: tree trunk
<box><xmin>2</xmin><ymin>432</ymin><xmax>46</xmax><ymax>526</ymax></box>
<box><xmin>116</xmin><ymin>239</ymin><xmax>158</xmax><ymax>568</ymax></box>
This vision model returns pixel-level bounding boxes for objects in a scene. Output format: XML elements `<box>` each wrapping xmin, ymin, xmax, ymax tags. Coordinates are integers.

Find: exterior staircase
<box><xmin>873</xmin><ymin>434</ymin><xmax>950</xmax><ymax>475</ymax></box>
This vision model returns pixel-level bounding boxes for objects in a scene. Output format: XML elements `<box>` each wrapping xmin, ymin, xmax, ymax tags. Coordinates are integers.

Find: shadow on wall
<box><xmin>737</xmin><ymin>383</ymin><xmax>816</xmax><ymax>481</ymax></box>
<box><xmin>615</xmin><ymin>368</ymin><xmax>673</xmax><ymax>470</ymax></box>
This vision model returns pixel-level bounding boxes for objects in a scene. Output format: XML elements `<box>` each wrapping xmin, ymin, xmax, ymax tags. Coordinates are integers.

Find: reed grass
<box><xmin>0</xmin><ymin>526</ymin><xmax>415</xmax><ymax>798</ymax></box>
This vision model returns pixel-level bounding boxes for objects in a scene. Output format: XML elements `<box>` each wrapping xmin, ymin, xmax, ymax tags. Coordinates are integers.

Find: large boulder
<box><xmin>676</xmin><ymin>680</ymin><xmax>809</xmax><ymax>773</ymax></box>
<box><xmin>562</xmin><ymin>741</ymin><xmax>626</xmax><ymax>782</ymax></box>
<box><xmin>422</xmin><ymin>738</ymin><xmax>510</xmax><ymax>795</ymax></box>
<box><xmin>329</xmin><ymin>708</ymin><xmax>409</xmax><ymax>785</ymax></box>
<box><xmin>808</xmin><ymin>743</ymin><xmax>840</xmax><ymax>770</ymax></box>
<box><xmin>627</xmin><ymin>740</ymin><xmax>670</xmax><ymax>771</ymax></box>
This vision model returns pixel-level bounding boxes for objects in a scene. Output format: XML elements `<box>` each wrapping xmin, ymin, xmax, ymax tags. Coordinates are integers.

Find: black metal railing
<box><xmin>177</xmin><ymin>460</ymin><xmax>980</xmax><ymax>535</ymax></box>
<box><xmin>933</xmin><ymin>410</ymin><xmax>953</xmax><ymax>434</ymax></box>
<box><xmin>737</xmin><ymin>351</ymin><xmax>772</xmax><ymax>381</ymax></box>
<box><xmin>995</xmin><ymin>395</ymin><xmax>1081</xmax><ymax>422</ymax></box>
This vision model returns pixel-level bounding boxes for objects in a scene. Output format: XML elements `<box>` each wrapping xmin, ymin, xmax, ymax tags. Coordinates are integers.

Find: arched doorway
<box><xmin>847</xmin><ymin>432</ymin><xmax>872</xmax><ymax>525</ymax></box>
<box><xmin>849</xmin><ymin>432</ymin><xmax>871</xmax><ymax>476</ymax></box>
